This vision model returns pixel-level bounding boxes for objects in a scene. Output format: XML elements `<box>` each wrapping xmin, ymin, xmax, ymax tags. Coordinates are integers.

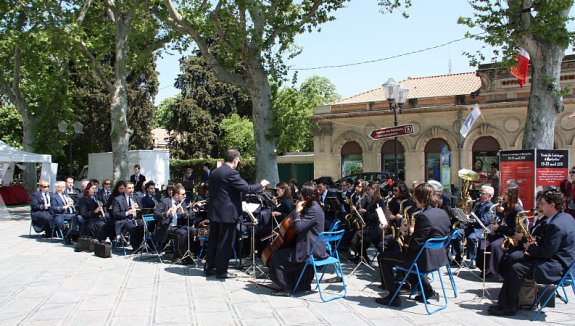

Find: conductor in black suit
<box><xmin>205</xmin><ymin>149</ymin><xmax>269</xmax><ymax>279</ymax></box>
<box><xmin>375</xmin><ymin>183</ymin><xmax>451</xmax><ymax>307</ymax></box>
<box><xmin>488</xmin><ymin>189</ymin><xmax>575</xmax><ymax>316</ymax></box>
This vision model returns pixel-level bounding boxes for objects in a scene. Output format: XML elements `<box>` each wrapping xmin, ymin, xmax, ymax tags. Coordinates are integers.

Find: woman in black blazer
<box><xmin>79</xmin><ymin>182</ymin><xmax>106</xmax><ymax>241</ymax></box>
<box><xmin>268</xmin><ymin>182</ymin><xmax>327</xmax><ymax>296</ymax></box>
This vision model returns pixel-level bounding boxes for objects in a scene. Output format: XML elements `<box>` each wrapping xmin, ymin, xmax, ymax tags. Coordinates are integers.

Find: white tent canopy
<box><xmin>0</xmin><ymin>140</ymin><xmax>55</xmax><ymax>188</ymax></box>
<box><xmin>0</xmin><ymin>140</ymin><xmax>52</xmax><ymax>163</ymax></box>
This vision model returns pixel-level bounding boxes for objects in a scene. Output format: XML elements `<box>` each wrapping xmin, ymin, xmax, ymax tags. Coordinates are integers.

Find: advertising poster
<box><xmin>440</xmin><ymin>144</ymin><xmax>451</xmax><ymax>190</ymax></box>
<box><xmin>499</xmin><ymin>150</ymin><xmax>535</xmax><ymax>212</ymax></box>
<box><xmin>535</xmin><ymin>149</ymin><xmax>569</xmax><ymax>189</ymax></box>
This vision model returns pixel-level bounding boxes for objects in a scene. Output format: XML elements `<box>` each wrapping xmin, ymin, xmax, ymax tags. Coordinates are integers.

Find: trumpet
<box><xmin>65</xmin><ymin>196</ymin><xmax>76</xmax><ymax>213</ymax></box>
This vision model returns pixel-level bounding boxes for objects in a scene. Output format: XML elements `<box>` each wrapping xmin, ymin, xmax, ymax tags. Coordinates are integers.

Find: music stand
<box><xmin>174</xmin><ymin>204</ymin><xmax>195</xmax><ymax>266</ymax></box>
<box><xmin>349</xmin><ymin>205</ymin><xmax>374</xmax><ymax>275</ymax></box>
<box><xmin>242</xmin><ymin>202</ymin><xmax>266</xmax><ymax>279</ymax></box>
<box><xmin>133</xmin><ymin>213</ymin><xmax>162</xmax><ymax>263</ymax></box>
<box><xmin>469</xmin><ymin>212</ymin><xmax>493</xmax><ymax>298</ymax></box>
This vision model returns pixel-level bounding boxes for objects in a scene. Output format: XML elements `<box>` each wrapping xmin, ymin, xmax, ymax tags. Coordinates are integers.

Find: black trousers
<box><xmin>497</xmin><ymin>260</ymin><xmax>534</xmax><ymax>310</ymax></box>
<box><xmin>268</xmin><ymin>247</ymin><xmax>312</xmax><ymax>292</ymax></box>
<box><xmin>206</xmin><ymin>221</ymin><xmax>236</xmax><ymax>274</ymax></box>
<box><xmin>377</xmin><ymin>250</ymin><xmax>432</xmax><ymax>295</ymax></box>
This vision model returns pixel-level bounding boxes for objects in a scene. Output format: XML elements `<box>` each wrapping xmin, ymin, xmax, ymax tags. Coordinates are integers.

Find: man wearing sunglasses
<box><xmin>30</xmin><ymin>180</ymin><xmax>54</xmax><ymax>237</ymax></box>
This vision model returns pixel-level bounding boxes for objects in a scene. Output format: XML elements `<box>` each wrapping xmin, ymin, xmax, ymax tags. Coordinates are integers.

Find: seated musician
<box><xmin>375</xmin><ymin>183</ymin><xmax>450</xmax><ymax>307</ymax></box>
<box><xmin>476</xmin><ymin>185</ymin><xmax>523</xmax><ymax>280</ymax></box>
<box><xmin>97</xmin><ymin>179</ymin><xmax>113</xmax><ymax>206</ymax></box>
<box><xmin>382</xmin><ymin>182</ymin><xmax>415</xmax><ymax>251</ymax></box>
<box><xmin>488</xmin><ymin>189</ymin><xmax>575</xmax><ymax>316</ymax></box>
<box><xmin>141</xmin><ymin>181</ymin><xmax>158</xmax><ymax>209</ymax></box>
<box><xmin>112</xmin><ymin>181</ymin><xmax>144</xmax><ymax>250</ymax></box>
<box><xmin>30</xmin><ymin>179</ymin><xmax>55</xmax><ymax>237</ymax></box>
<box><xmin>50</xmin><ymin>181</ymin><xmax>76</xmax><ymax>237</ymax></box>
<box><xmin>316</xmin><ymin>177</ymin><xmax>340</xmax><ymax>231</ymax></box>
<box><xmin>351</xmin><ymin>182</ymin><xmax>386</xmax><ymax>255</ymax></box>
<box><xmin>154</xmin><ymin>185</ymin><xmax>195</xmax><ymax>264</ymax></box>
<box><xmin>268</xmin><ymin>182</ymin><xmax>328</xmax><ymax>296</ymax></box>
<box><xmin>78</xmin><ymin>182</ymin><xmax>107</xmax><ymax>241</ymax></box>
<box><xmin>451</xmin><ymin>185</ymin><xmax>494</xmax><ymax>265</ymax></box>
<box><xmin>271</xmin><ymin>182</ymin><xmax>293</xmax><ymax>223</ymax></box>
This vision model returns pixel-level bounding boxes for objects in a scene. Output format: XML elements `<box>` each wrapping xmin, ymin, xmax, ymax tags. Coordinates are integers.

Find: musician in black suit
<box><xmin>205</xmin><ymin>149</ymin><xmax>268</xmax><ymax>279</ymax></box>
<box><xmin>97</xmin><ymin>179</ymin><xmax>113</xmax><ymax>208</ymax></box>
<box><xmin>375</xmin><ymin>183</ymin><xmax>451</xmax><ymax>307</ymax></box>
<box><xmin>488</xmin><ymin>189</ymin><xmax>575</xmax><ymax>316</ymax></box>
<box><xmin>450</xmin><ymin>185</ymin><xmax>494</xmax><ymax>265</ymax></box>
<box><xmin>50</xmin><ymin>181</ymin><xmax>76</xmax><ymax>237</ymax></box>
<box><xmin>201</xmin><ymin>163</ymin><xmax>211</xmax><ymax>183</ymax></box>
<box><xmin>129</xmin><ymin>164</ymin><xmax>146</xmax><ymax>194</ymax></box>
<box><xmin>316</xmin><ymin>177</ymin><xmax>341</xmax><ymax>231</ymax></box>
<box><xmin>141</xmin><ymin>181</ymin><xmax>158</xmax><ymax>209</ymax></box>
<box><xmin>30</xmin><ymin>179</ymin><xmax>54</xmax><ymax>236</ymax></box>
<box><xmin>154</xmin><ymin>185</ymin><xmax>194</xmax><ymax>262</ymax></box>
<box><xmin>268</xmin><ymin>182</ymin><xmax>327</xmax><ymax>296</ymax></box>
<box><xmin>78</xmin><ymin>182</ymin><xmax>106</xmax><ymax>241</ymax></box>
<box><xmin>112</xmin><ymin>181</ymin><xmax>144</xmax><ymax>250</ymax></box>
<box><xmin>183</xmin><ymin>166</ymin><xmax>194</xmax><ymax>182</ymax></box>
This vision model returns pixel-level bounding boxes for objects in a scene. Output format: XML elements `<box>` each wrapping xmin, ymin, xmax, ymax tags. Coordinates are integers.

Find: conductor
<box><xmin>206</xmin><ymin>149</ymin><xmax>269</xmax><ymax>279</ymax></box>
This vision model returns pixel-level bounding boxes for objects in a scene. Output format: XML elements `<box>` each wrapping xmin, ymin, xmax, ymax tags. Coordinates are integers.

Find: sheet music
<box><xmin>376</xmin><ymin>204</ymin><xmax>387</xmax><ymax>228</ymax></box>
<box><xmin>242</xmin><ymin>202</ymin><xmax>260</xmax><ymax>213</ymax></box>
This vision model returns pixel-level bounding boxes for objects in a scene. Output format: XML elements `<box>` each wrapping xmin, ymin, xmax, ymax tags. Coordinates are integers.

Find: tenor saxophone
<box><xmin>501</xmin><ymin>210</ymin><xmax>529</xmax><ymax>251</ymax></box>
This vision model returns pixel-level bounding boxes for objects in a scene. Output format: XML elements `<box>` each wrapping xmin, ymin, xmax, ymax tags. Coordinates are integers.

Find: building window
<box><xmin>341</xmin><ymin>141</ymin><xmax>363</xmax><ymax>177</ymax></box>
<box><xmin>425</xmin><ymin>138</ymin><xmax>449</xmax><ymax>181</ymax></box>
<box><xmin>472</xmin><ymin>136</ymin><xmax>501</xmax><ymax>189</ymax></box>
<box><xmin>381</xmin><ymin>140</ymin><xmax>405</xmax><ymax>180</ymax></box>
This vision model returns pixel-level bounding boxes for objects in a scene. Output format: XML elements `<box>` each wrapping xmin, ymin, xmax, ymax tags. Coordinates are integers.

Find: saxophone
<box><xmin>343</xmin><ymin>191</ymin><xmax>356</xmax><ymax>229</ymax></box>
<box><xmin>501</xmin><ymin>210</ymin><xmax>529</xmax><ymax>251</ymax></box>
<box><xmin>392</xmin><ymin>199</ymin><xmax>409</xmax><ymax>250</ymax></box>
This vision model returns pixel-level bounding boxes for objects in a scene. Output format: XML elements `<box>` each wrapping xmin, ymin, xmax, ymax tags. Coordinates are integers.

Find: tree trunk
<box><xmin>522</xmin><ymin>44</ymin><xmax>564</xmax><ymax>149</ymax></box>
<box><xmin>21</xmin><ymin>110</ymin><xmax>38</xmax><ymax>193</ymax></box>
<box><xmin>248</xmin><ymin>67</ymin><xmax>279</xmax><ymax>185</ymax></box>
<box><xmin>110</xmin><ymin>18</ymin><xmax>131</xmax><ymax>182</ymax></box>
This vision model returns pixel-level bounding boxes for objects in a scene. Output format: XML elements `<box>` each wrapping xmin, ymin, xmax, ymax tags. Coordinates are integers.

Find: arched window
<box><xmin>341</xmin><ymin>141</ymin><xmax>363</xmax><ymax>177</ymax></box>
<box><xmin>381</xmin><ymin>140</ymin><xmax>405</xmax><ymax>179</ymax></box>
<box><xmin>424</xmin><ymin>138</ymin><xmax>449</xmax><ymax>181</ymax></box>
<box><xmin>472</xmin><ymin>136</ymin><xmax>501</xmax><ymax>189</ymax></box>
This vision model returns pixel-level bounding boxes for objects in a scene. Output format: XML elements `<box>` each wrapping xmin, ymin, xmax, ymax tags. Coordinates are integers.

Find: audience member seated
<box><xmin>30</xmin><ymin>179</ymin><xmax>54</xmax><ymax>236</ymax></box>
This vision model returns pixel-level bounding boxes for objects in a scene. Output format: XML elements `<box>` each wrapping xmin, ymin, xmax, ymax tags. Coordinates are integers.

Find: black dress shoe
<box><xmin>216</xmin><ymin>272</ymin><xmax>237</xmax><ymax>279</ymax></box>
<box><xmin>204</xmin><ymin>269</ymin><xmax>215</xmax><ymax>277</ymax></box>
<box><xmin>487</xmin><ymin>306</ymin><xmax>516</xmax><ymax>316</ymax></box>
<box><xmin>375</xmin><ymin>295</ymin><xmax>401</xmax><ymax>307</ymax></box>
<box><xmin>414</xmin><ymin>290</ymin><xmax>437</xmax><ymax>303</ymax></box>
<box><xmin>270</xmin><ymin>290</ymin><xmax>290</xmax><ymax>297</ymax></box>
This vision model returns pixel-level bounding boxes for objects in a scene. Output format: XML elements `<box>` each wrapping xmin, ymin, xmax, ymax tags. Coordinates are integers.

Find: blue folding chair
<box><xmin>293</xmin><ymin>229</ymin><xmax>347</xmax><ymax>302</ymax></box>
<box><xmin>389</xmin><ymin>236</ymin><xmax>450</xmax><ymax>315</ymax></box>
<box><xmin>531</xmin><ymin>260</ymin><xmax>575</xmax><ymax>321</ymax></box>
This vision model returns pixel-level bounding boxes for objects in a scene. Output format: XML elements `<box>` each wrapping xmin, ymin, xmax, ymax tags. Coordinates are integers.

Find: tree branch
<box><xmin>263</xmin><ymin>0</ymin><xmax>323</xmax><ymax>48</ymax></box>
<box><xmin>77</xmin><ymin>0</ymin><xmax>94</xmax><ymax>26</ymax></box>
<box><xmin>162</xmin><ymin>0</ymin><xmax>245</xmax><ymax>88</ymax></box>
<box><xmin>78</xmin><ymin>39</ymin><xmax>114</xmax><ymax>92</ymax></box>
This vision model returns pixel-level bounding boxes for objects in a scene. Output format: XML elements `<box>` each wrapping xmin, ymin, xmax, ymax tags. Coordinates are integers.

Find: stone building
<box><xmin>311</xmin><ymin>55</ymin><xmax>575</xmax><ymax>187</ymax></box>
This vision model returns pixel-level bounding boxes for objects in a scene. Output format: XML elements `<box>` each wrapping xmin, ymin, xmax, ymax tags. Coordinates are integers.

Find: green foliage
<box><xmin>378</xmin><ymin>0</ymin><xmax>413</xmax><ymax>18</ymax></box>
<box><xmin>458</xmin><ymin>0</ymin><xmax>575</xmax><ymax>67</ymax></box>
<box><xmin>169</xmin><ymin>157</ymin><xmax>256</xmax><ymax>183</ymax></box>
<box><xmin>270</xmin><ymin>76</ymin><xmax>340</xmax><ymax>154</ymax></box>
<box><xmin>155</xmin><ymin>96</ymin><xmax>179</xmax><ymax>129</ymax></box>
<box><xmin>343</xmin><ymin>161</ymin><xmax>363</xmax><ymax>176</ymax></box>
<box><xmin>0</xmin><ymin>104</ymin><xmax>23</xmax><ymax>147</ymax></box>
<box><xmin>166</xmin><ymin>55</ymin><xmax>252</xmax><ymax>159</ymax></box>
<box><xmin>220</xmin><ymin>114</ymin><xmax>255</xmax><ymax>158</ymax></box>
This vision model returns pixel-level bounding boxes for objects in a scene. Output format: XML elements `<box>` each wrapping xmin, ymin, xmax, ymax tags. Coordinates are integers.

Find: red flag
<box><xmin>510</xmin><ymin>48</ymin><xmax>530</xmax><ymax>88</ymax></box>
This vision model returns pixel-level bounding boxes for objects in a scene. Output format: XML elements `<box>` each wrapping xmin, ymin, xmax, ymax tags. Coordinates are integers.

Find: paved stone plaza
<box><xmin>0</xmin><ymin>205</ymin><xmax>573</xmax><ymax>326</ymax></box>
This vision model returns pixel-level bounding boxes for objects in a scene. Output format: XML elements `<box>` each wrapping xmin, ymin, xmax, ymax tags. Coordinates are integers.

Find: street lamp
<box><xmin>382</xmin><ymin>78</ymin><xmax>409</xmax><ymax>178</ymax></box>
<box><xmin>58</xmin><ymin>120</ymin><xmax>84</xmax><ymax>177</ymax></box>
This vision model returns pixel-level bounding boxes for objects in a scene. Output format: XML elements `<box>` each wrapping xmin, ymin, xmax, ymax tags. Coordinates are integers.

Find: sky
<box><xmin>154</xmin><ymin>1</ymin><xmax>489</xmax><ymax>105</ymax></box>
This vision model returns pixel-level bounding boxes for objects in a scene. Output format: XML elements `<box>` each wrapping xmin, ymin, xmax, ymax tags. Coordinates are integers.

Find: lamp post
<box><xmin>58</xmin><ymin>120</ymin><xmax>84</xmax><ymax>177</ymax></box>
<box><xmin>382</xmin><ymin>78</ymin><xmax>409</xmax><ymax>178</ymax></box>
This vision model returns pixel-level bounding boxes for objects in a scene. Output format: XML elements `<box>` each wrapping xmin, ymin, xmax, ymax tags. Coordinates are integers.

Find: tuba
<box><xmin>456</xmin><ymin>168</ymin><xmax>479</xmax><ymax>215</ymax></box>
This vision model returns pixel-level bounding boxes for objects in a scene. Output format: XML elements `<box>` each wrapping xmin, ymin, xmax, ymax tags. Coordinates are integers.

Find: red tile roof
<box><xmin>330</xmin><ymin>72</ymin><xmax>481</xmax><ymax>105</ymax></box>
